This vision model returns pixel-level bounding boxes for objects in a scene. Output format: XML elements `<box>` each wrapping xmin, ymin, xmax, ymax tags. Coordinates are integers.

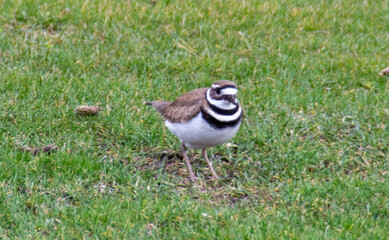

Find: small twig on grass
<box><xmin>18</xmin><ymin>144</ymin><xmax>58</xmax><ymax>156</ymax></box>
<box><xmin>74</xmin><ymin>105</ymin><xmax>102</xmax><ymax>116</ymax></box>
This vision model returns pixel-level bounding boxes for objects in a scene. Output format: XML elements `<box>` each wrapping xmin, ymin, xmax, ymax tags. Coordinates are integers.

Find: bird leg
<box><xmin>202</xmin><ymin>148</ymin><xmax>219</xmax><ymax>180</ymax></box>
<box><xmin>180</xmin><ymin>143</ymin><xmax>198</xmax><ymax>182</ymax></box>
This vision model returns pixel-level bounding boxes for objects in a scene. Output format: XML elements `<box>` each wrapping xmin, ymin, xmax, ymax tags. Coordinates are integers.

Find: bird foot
<box><xmin>210</xmin><ymin>175</ymin><xmax>219</xmax><ymax>180</ymax></box>
<box><xmin>189</xmin><ymin>174</ymin><xmax>199</xmax><ymax>182</ymax></box>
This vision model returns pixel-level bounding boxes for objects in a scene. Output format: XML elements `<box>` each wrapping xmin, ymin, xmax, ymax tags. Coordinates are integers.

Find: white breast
<box><xmin>165</xmin><ymin>112</ymin><xmax>241</xmax><ymax>149</ymax></box>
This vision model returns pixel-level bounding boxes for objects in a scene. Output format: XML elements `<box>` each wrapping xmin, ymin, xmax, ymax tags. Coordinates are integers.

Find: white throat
<box><xmin>206</xmin><ymin>89</ymin><xmax>237</xmax><ymax>110</ymax></box>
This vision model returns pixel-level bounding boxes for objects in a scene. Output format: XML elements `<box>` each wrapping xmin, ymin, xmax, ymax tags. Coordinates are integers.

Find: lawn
<box><xmin>0</xmin><ymin>0</ymin><xmax>388</xmax><ymax>239</ymax></box>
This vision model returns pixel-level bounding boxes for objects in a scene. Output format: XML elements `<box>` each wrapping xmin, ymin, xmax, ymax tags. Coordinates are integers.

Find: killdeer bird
<box><xmin>146</xmin><ymin>80</ymin><xmax>242</xmax><ymax>182</ymax></box>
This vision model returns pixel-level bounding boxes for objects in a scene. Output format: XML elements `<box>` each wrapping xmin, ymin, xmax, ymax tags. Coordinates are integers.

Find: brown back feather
<box><xmin>162</xmin><ymin>88</ymin><xmax>207</xmax><ymax>123</ymax></box>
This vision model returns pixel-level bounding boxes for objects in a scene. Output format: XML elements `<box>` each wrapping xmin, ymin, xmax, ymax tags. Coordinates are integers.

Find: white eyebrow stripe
<box><xmin>212</xmin><ymin>84</ymin><xmax>220</xmax><ymax>89</ymax></box>
<box><xmin>221</xmin><ymin>88</ymin><xmax>237</xmax><ymax>95</ymax></box>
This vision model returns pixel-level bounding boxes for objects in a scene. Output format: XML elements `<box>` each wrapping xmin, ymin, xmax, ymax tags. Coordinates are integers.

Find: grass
<box><xmin>0</xmin><ymin>0</ymin><xmax>388</xmax><ymax>238</ymax></box>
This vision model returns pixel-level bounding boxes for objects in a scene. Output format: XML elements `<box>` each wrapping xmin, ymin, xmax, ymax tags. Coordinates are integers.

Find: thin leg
<box><xmin>202</xmin><ymin>148</ymin><xmax>219</xmax><ymax>180</ymax></box>
<box><xmin>181</xmin><ymin>143</ymin><xmax>198</xmax><ymax>182</ymax></box>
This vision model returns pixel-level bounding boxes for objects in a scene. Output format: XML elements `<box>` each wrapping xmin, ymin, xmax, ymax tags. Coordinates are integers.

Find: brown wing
<box><xmin>162</xmin><ymin>88</ymin><xmax>207</xmax><ymax>123</ymax></box>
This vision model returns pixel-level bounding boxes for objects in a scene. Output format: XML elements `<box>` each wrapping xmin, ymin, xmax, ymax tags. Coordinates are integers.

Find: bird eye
<box><xmin>216</xmin><ymin>89</ymin><xmax>221</xmax><ymax>94</ymax></box>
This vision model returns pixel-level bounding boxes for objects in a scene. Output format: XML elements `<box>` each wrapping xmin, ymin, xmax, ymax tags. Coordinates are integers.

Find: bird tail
<box><xmin>145</xmin><ymin>101</ymin><xmax>171</xmax><ymax>115</ymax></box>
